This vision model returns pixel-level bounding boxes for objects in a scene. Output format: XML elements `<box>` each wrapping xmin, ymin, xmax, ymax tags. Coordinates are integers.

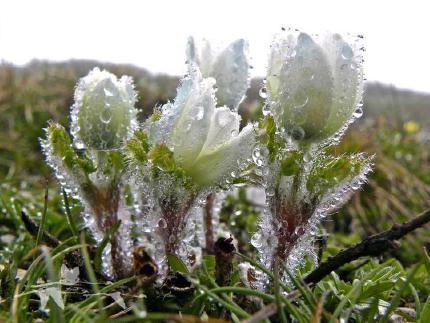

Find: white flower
<box><xmin>151</xmin><ymin>68</ymin><xmax>255</xmax><ymax>187</ymax></box>
<box><xmin>70</xmin><ymin>67</ymin><xmax>138</xmax><ymax>150</ymax></box>
<box><xmin>266</xmin><ymin>30</ymin><xmax>364</xmax><ymax>143</ymax></box>
<box><xmin>186</xmin><ymin>37</ymin><xmax>250</xmax><ymax>111</ymax></box>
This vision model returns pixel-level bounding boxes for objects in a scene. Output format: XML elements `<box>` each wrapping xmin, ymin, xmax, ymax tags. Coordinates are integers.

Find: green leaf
<box><xmin>280</xmin><ymin>151</ymin><xmax>303</xmax><ymax>176</ymax></box>
<box><xmin>149</xmin><ymin>144</ymin><xmax>176</xmax><ymax>173</ymax></box>
<box><xmin>259</xmin><ymin>115</ymin><xmax>282</xmax><ymax>162</ymax></box>
<box><xmin>45</xmin><ymin>122</ymin><xmax>96</xmax><ymax>174</ymax></box>
<box><xmin>419</xmin><ymin>295</ymin><xmax>430</xmax><ymax>322</ymax></box>
<box><xmin>306</xmin><ymin>152</ymin><xmax>372</xmax><ymax>200</ymax></box>
<box><xmin>125</xmin><ymin>130</ymin><xmax>150</xmax><ymax>164</ymax></box>
<box><xmin>167</xmin><ymin>254</ymin><xmax>189</xmax><ymax>274</ymax></box>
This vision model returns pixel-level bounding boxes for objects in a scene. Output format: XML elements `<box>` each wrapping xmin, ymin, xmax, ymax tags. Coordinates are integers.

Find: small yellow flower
<box><xmin>403</xmin><ymin>121</ymin><xmax>419</xmax><ymax>134</ymax></box>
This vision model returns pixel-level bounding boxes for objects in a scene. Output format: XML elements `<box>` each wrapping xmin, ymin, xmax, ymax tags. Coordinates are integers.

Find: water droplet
<box><xmin>293</xmin><ymin>91</ymin><xmax>309</xmax><ymax>108</ymax></box>
<box><xmin>291</xmin><ymin>126</ymin><xmax>305</xmax><ymax>140</ymax></box>
<box><xmin>231</xmin><ymin>129</ymin><xmax>238</xmax><ymax>136</ymax></box>
<box><xmin>259</xmin><ymin>87</ymin><xmax>268</xmax><ymax>99</ymax></box>
<box><xmin>252</xmin><ymin>146</ymin><xmax>263</xmax><ymax>167</ymax></box>
<box><xmin>251</xmin><ymin>232</ymin><xmax>262</xmax><ymax>248</ymax></box>
<box><xmin>104</xmin><ymin>88</ymin><xmax>114</xmax><ymax>97</ymax></box>
<box><xmin>195</xmin><ymin>106</ymin><xmax>204</xmax><ymax>120</ymax></box>
<box><xmin>341</xmin><ymin>45</ymin><xmax>353</xmax><ymax>60</ymax></box>
<box><xmin>100</xmin><ymin>109</ymin><xmax>112</xmax><ymax>123</ymax></box>
<box><xmin>158</xmin><ymin>218</ymin><xmax>167</xmax><ymax>229</ymax></box>
<box><xmin>262</xmin><ymin>104</ymin><xmax>271</xmax><ymax>116</ymax></box>
<box><xmin>353</xmin><ymin>107</ymin><xmax>363</xmax><ymax>118</ymax></box>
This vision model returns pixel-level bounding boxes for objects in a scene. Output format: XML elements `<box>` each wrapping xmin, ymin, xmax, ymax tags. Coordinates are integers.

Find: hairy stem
<box><xmin>204</xmin><ymin>192</ymin><xmax>215</xmax><ymax>254</ymax></box>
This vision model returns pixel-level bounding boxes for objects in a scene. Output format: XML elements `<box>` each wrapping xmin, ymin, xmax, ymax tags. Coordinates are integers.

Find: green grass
<box><xmin>1</xmin><ymin>61</ymin><xmax>430</xmax><ymax>322</ymax></box>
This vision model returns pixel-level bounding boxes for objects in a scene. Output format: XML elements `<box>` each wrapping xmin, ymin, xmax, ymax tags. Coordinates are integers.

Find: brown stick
<box><xmin>304</xmin><ymin>208</ymin><xmax>430</xmax><ymax>285</ymax></box>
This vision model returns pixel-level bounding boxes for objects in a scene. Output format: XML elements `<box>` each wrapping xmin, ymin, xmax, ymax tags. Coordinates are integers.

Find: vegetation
<box><xmin>0</xmin><ymin>58</ymin><xmax>430</xmax><ymax>322</ymax></box>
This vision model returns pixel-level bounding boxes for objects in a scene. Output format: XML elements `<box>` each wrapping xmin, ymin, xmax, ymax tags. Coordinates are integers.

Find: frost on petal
<box><xmin>321</xmin><ymin>33</ymin><xmax>365</xmax><ymax>142</ymax></box>
<box><xmin>190</xmin><ymin>124</ymin><xmax>256</xmax><ymax>187</ymax></box>
<box><xmin>270</xmin><ymin>32</ymin><xmax>334</xmax><ymax>142</ymax></box>
<box><xmin>168</xmin><ymin>71</ymin><xmax>216</xmax><ymax>169</ymax></box>
<box><xmin>210</xmin><ymin>39</ymin><xmax>250</xmax><ymax>110</ymax></box>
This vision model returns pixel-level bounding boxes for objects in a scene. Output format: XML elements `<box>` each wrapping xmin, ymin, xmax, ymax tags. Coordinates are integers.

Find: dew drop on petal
<box><xmin>341</xmin><ymin>45</ymin><xmax>354</xmax><ymax>60</ymax></box>
<box><xmin>100</xmin><ymin>109</ymin><xmax>112</xmax><ymax>123</ymax></box>
<box><xmin>252</xmin><ymin>146</ymin><xmax>261</xmax><ymax>165</ymax></box>
<box><xmin>291</xmin><ymin>126</ymin><xmax>305</xmax><ymax>140</ymax></box>
<box><xmin>262</xmin><ymin>104</ymin><xmax>271</xmax><ymax>116</ymax></box>
<box><xmin>353</xmin><ymin>107</ymin><xmax>363</xmax><ymax>118</ymax></box>
<box><xmin>259</xmin><ymin>87</ymin><xmax>268</xmax><ymax>99</ymax></box>
<box><xmin>195</xmin><ymin>106</ymin><xmax>204</xmax><ymax>120</ymax></box>
<box><xmin>158</xmin><ymin>218</ymin><xmax>167</xmax><ymax>229</ymax></box>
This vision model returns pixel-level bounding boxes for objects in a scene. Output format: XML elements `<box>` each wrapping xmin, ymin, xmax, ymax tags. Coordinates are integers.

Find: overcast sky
<box><xmin>1</xmin><ymin>0</ymin><xmax>429</xmax><ymax>93</ymax></box>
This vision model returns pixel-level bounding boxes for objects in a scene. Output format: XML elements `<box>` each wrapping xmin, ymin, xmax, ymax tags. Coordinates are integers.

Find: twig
<box><xmin>21</xmin><ymin>211</ymin><xmax>60</xmax><ymax>247</ymax></box>
<box><xmin>304</xmin><ymin>208</ymin><xmax>430</xmax><ymax>285</ymax></box>
<box><xmin>21</xmin><ymin>210</ymin><xmax>83</xmax><ymax>268</ymax></box>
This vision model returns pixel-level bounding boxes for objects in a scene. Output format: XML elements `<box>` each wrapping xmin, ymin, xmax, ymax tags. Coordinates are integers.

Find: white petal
<box><xmin>186</xmin><ymin>37</ymin><xmax>215</xmax><ymax>76</ymax></box>
<box><xmin>199</xmin><ymin>106</ymin><xmax>240</xmax><ymax>153</ymax></box>
<box><xmin>190</xmin><ymin>124</ymin><xmax>256</xmax><ymax>187</ymax></box>
<box><xmin>272</xmin><ymin>32</ymin><xmax>334</xmax><ymax>141</ymax></box>
<box><xmin>321</xmin><ymin>33</ymin><xmax>364</xmax><ymax>138</ymax></box>
<box><xmin>168</xmin><ymin>70</ymin><xmax>216</xmax><ymax>168</ymax></box>
<box><xmin>211</xmin><ymin>39</ymin><xmax>250</xmax><ymax>110</ymax></box>
<box><xmin>187</xmin><ymin>38</ymin><xmax>250</xmax><ymax>111</ymax></box>
<box><xmin>266</xmin><ymin>31</ymin><xmax>296</xmax><ymax>98</ymax></box>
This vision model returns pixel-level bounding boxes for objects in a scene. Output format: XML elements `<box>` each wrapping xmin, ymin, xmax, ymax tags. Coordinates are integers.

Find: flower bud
<box><xmin>70</xmin><ymin>67</ymin><xmax>137</xmax><ymax>150</ymax></box>
<box><xmin>266</xmin><ymin>30</ymin><xmax>364</xmax><ymax>144</ymax></box>
<box><xmin>186</xmin><ymin>37</ymin><xmax>250</xmax><ymax>111</ymax></box>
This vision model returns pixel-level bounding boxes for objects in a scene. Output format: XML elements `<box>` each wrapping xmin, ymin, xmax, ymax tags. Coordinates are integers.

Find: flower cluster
<box><xmin>41</xmin><ymin>29</ymin><xmax>371</xmax><ymax>287</ymax></box>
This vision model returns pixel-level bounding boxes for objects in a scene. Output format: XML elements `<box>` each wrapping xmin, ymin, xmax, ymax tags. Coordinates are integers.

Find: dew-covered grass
<box><xmin>1</xmin><ymin>61</ymin><xmax>430</xmax><ymax>322</ymax></box>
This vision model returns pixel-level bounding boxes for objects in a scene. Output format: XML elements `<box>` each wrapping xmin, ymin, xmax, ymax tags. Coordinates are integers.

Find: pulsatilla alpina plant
<box><xmin>41</xmin><ymin>68</ymin><xmax>138</xmax><ymax>279</ymax></box>
<box><xmin>41</xmin><ymin>29</ymin><xmax>372</xmax><ymax>288</ymax></box>
<box><xmin>250</xmin><ymin>29</ymin><xmax>373</xmax><ymax>287</ymax></box>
